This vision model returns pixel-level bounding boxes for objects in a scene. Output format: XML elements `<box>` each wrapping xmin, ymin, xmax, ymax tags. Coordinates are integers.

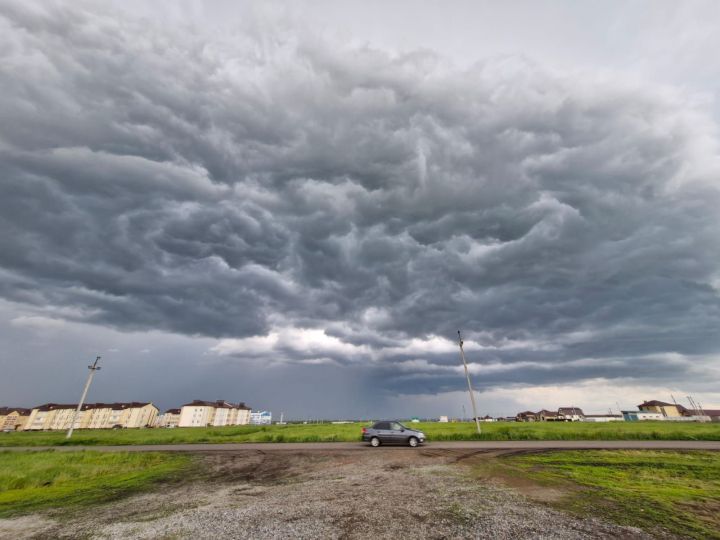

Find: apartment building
<box><xmin>24</xmin><ymin>402</ymin><xmax>158</xmax><ymax>431</ymax></box>
<box><xmin>178</xmin><ymin>400</ymin><xmax>251</xmax><ymax>427</ymax></box>
<box><xmin>83</xmin><ymin>402</ymin><xmax>158</xmax><ymax>429</ymax></box>
<box><xmin>0</xmin><ymin>407</ymin><xmax>31</xmax><ymax>431</ymax></box>
<box><xmin>155</xmin><ymin>408</ymin><xmax>181</xmax><ymax>428</ymax></box>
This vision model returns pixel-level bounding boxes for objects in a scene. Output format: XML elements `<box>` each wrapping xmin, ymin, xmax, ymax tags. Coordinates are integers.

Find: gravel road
<box><xmin>4</xmin><ymin>439</ymin><xmax>720</xmax><ymax>452</ymax></box>
<box><xmin>0</xmin><ymin>448</ymin><xmax>659</xmax><ymax>539</ymax></box>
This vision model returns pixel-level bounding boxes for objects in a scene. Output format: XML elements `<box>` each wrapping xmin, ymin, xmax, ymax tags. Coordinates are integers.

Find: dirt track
<box><xmin>0</xmin><ymin>448</ymin><xmax>658</xmax><ymax>539</ymax></box>
<box><xmin>5</xmin><ymin>439</ymin><xmax>720</xmax><ymax>453</ymax></box>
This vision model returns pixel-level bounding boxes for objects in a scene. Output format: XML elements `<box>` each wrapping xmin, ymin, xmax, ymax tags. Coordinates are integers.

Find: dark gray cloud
<box><xmin>1</xmin><ymin>2</ymin><xmax>719</xmax><ymax>413</ymax></box>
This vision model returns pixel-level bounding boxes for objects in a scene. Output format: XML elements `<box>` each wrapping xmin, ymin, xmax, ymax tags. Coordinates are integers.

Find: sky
<box><xmin>1</xmin><ymin>0</ymin><xmax>719</xmax><ymax>419</ymax></box>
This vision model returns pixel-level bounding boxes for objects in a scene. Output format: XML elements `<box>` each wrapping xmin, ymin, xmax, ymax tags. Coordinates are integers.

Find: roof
<box><xmin>0</xmin><ymin>407</ymin><xmax>31</xmax><ymax>416</ymax></box>
<box><xmin>558</xmin><ymin>407</ymin><xmax>585</xmax><ymax>415</ymax></box>
<box><xmin>538</xmin><ymin>409</ymin><xmax>558</xmax><ymax>416</ymax></box>
<box><xmin>181</xmin><ymin>400</ymin><xmax>250</xmax><ymax>410</ymax></box>
<box><xmin>33</xmin><ymin>403</ymin><xmax>78</xmax><ymax>412</ymax></box>
<box><xmin>81</xmin><ymin>402</ymin><xmax>152</xmax><ymax>411</ymax></box>
<box><xmin>516</xmin><ymin>411</ymin><xmax>537</xmax><ymax>416</ymax></box>
<box><xmin>637</xmin><ymin>400</ymin><xmax>675</xmax><ymax>408</ymax></box>
<box><xmin>164</xmin><ymin>408</ymin><xmax>181</xmax><ymax>415</ymax></box>
<box><xmin>33</xmin><ymin>402</ymin><xmax>154</xmax><ymax>412</ymax></box>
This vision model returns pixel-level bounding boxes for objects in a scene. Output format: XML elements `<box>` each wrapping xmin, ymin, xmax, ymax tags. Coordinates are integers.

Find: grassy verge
<box><xmin>499</xmin><ymin>450</ymin><xmax>720</xmax><ymax>539</ymax></box>
<box><xmin>0</xmin><ymin>451</ymin><xmax>191</xmax><ymax>518</ymax></box>
<box><xmin>1</xmin><ymin>421</ymin><xmax>719</xmax><ymax>447</ymax></box>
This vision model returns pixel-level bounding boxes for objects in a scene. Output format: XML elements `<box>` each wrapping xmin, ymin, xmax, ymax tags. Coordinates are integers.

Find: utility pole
<box><xmin>458</xmin><ymin>331</ymin><xmax>481</xmax><ymax>435</ymax></box>
<box><xmin>66</xmin><ymin>356</ymin><xmax>101</xmax><ymax>439</ymax></box>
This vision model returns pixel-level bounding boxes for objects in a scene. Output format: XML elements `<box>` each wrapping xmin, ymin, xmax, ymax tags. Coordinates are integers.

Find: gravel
<box><xmin>2</xmin><ymin>448</ymin><xmax>656</xmax><ymax>539</ymax></box>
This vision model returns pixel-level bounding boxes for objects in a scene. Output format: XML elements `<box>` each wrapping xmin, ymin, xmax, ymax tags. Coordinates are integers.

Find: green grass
<box><xmin>506</xmin><ymin>450</ymin><xmax>720</xmax><ymax>539</ymax></box>
<box><xmin>0</xmin><ymin>451</ymin><xmax>191</xmax><ymax>517</ymax></box>
<box><xmin>1</xmin><ymin>421</ymin><xmax>720</xmax><ymax>447</ymax></box>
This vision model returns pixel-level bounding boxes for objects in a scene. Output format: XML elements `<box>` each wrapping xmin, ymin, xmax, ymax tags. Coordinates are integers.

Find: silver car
<box><xmin>361</xmin><ymin>421</ymin><xmax>426</xmax><ymax>447</ymax></box>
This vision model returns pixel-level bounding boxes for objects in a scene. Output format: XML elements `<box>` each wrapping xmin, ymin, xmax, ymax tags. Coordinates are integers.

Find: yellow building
<box><xmin>637</xmin><ymin>400</ymin><xmax>683</xmax><ymax>418</ymax></box>
<box><xmin>178</xmin><ymin>400</ymin><xmax>252</xmax><ymax>427</ymax></box>
<box><xmin>25</xmin><ymin>402</ymin><xmax>158</xmax><ymax>431</ymax></box>
<box><xmin>0</xmin><ymin>408</ymin><xmax>31</xmax><ymax>431</ymax></box>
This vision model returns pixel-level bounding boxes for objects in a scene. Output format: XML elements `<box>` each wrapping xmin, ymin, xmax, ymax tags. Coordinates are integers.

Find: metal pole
<box><xmin>66</xmin><ymin>356</ymin><xmax>101</xmax><ymax>439</ymax></box>
<box><xmin>458</xmin><ymin>331</ymin><xmax>481</xmax><ymax>435</ymax></box>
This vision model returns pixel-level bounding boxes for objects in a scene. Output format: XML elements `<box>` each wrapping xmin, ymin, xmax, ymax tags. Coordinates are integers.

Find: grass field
<box><xmin>499</xmin><ymin>450</ymin><xmax>720</xmax><ymax>539</ymax></box>
<box><xmin>0</xmin><ymin>451</ymin><xmax>191</xmax><ymax>518</ymax></box>
<box><xmin>1</xmin><ymin>420</ymin><xmax>720</xmax><ymax>447</ymax></box>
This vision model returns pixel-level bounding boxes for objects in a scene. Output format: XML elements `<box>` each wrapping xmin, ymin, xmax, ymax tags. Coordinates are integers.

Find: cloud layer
<box><xmin>1</xmin><ymin>2</ymin><xmax>719</xmax><ymax>410</ymax></box>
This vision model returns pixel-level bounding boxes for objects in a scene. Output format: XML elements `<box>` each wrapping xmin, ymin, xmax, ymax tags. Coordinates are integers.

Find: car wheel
<box><xmin>370</xmin><ymin>437</ymin><xmax>381</xmax><ymax>447</ymax></box>
<box><xmin>408</xmin><ymin>436</ymin><xmax>419</xmax><ymax>447</ymax></box>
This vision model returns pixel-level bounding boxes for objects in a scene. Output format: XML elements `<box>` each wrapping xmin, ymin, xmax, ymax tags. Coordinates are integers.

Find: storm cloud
<box><xmin>1</xmin><ymin>1</ymin><xmax>719</xmax><ymax>414</ymax></box>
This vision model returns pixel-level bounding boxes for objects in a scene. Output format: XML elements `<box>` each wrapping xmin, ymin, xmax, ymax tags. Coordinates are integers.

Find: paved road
<box><xmin>3</xmin><ymin>440</ymin><xmax>720</xmax><ymax>452</ymax></box>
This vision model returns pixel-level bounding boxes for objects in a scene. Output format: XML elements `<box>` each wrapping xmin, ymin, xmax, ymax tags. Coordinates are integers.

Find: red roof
<box><xmin>0</xmin><ymin>407</ymin><xmax>31</xmax><ymax>415</ymax></box>
<box><xmin>33</xmin><ymin>402</ymin><xmax>153</xmax><ymax>411</ymax></box>
<box><xmin>637</xmin><ymin>400</ymin><xmax>675</xmax><ymax>408</ymax></box>
<box><xmin>181</xmin><ymin>400</ymin><xmax>250</xmax><ymax>410</ymax></box>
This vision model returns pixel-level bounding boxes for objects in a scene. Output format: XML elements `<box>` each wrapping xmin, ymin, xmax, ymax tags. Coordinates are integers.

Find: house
<box><xmin>24</xmin><ymin>402</ymin><xmax>158</xmax><ymax>430</ymax></box>
<box><xmin>537</xmin><ymin>409</ymin><xmax>559</xmax><ymax>422</ymax></box>
<box><xmin>557</xmin><ymin>407</ymin><xmax>584</xmax><ymax>422</ymax></box>
<box><xmin>155</xmin><ymin>408</ymin><xmax>181</xmax><ymax>428</ymax></box>
<box><xmin>516</xmin><ymin>411</ymin><xmax>537</xmax><ymax>422</ymax></box>
<box><xmin>250</xmin><ymin>411</ymin><xmax>272</xmax><ymax>425</ymax></box>
<box><xmin>637</xmin><ymin>400</ymin><xmax>683</xmax><ymax>418</ymax></box>
<box><xmin>0</xmin><ymin>408</ymin><xmax>31</xmax><ymax>431</ymax></box>
<box><xmin>178</xmin><ymin>400</ymin><xmax>251</xmax><ymax>427</ymax></box>
<box><xmin>480</xmin><ymin>415</ymin><xmax>496</xmax><ymax>422</ymax></box>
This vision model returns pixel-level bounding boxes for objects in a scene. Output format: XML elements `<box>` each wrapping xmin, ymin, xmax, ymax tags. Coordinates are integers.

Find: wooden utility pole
<box><xmin>458</xmin><ymin>331</ymin><xmax>481</xmax><ymax>435</ymax></box>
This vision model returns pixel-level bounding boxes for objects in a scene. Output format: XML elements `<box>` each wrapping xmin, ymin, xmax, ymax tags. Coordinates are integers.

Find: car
<box><xmin>361</xmin><ymin>420</ymin><xmax>426</xmax><ymax>447</ymax></box>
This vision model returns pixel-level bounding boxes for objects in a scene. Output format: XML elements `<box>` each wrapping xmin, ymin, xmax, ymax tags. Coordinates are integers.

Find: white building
<box><xmin>583</xmin><ymin>414</ymin><xmax>624</xmax><ymax>422</ymax></box>
<box><xmin>250</xmin><ymin>411</ymin><xmax>272</xmax><ymax>425</ymax></box>
<box><xmin>623</xmin><ymin>411</ymin><xmax>665</xmax><ymax>421</ymax></box>
<box><xmin>178</xmin><ymin>400</ymin><xmax>251</xmax><ymax>427</ymax></box>
<box><xmin>557</xmin><ymin>407</ymin><xmax>585</xmax><ymax>422</ymax></box>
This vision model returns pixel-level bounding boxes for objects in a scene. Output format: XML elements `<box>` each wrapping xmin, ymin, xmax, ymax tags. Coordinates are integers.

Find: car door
<box><xmin>373</xmin><ymin>422</ymin><xmax>392</xmax><ymax>443</ymax></box>
<box><xmin>388</xmin><ymin>422</ymin><xmax>405</xmax><ymax>444</ymax></box>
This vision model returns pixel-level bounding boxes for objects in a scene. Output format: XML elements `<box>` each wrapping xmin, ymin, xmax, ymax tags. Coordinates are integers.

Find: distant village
<box><xmin>1</xmin><ymin>398</ymin><xmax>718</xmax><ymax>433</ymax></box>
<box><xmin>507</xmin><ymin>400</ymin><xmax>720</xmax><ymax>423</ymax></box>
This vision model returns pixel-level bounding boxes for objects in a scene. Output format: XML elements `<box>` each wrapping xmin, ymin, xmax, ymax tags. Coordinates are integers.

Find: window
<box><xmin>374</xmin><ymin>422</ymin><xmax>390</xmax><ymax>430</ymax></box>
<box><xmin>390</xmin><ymin>422</ymin><xmax>403</xmax><ymax>431</ymax></box>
